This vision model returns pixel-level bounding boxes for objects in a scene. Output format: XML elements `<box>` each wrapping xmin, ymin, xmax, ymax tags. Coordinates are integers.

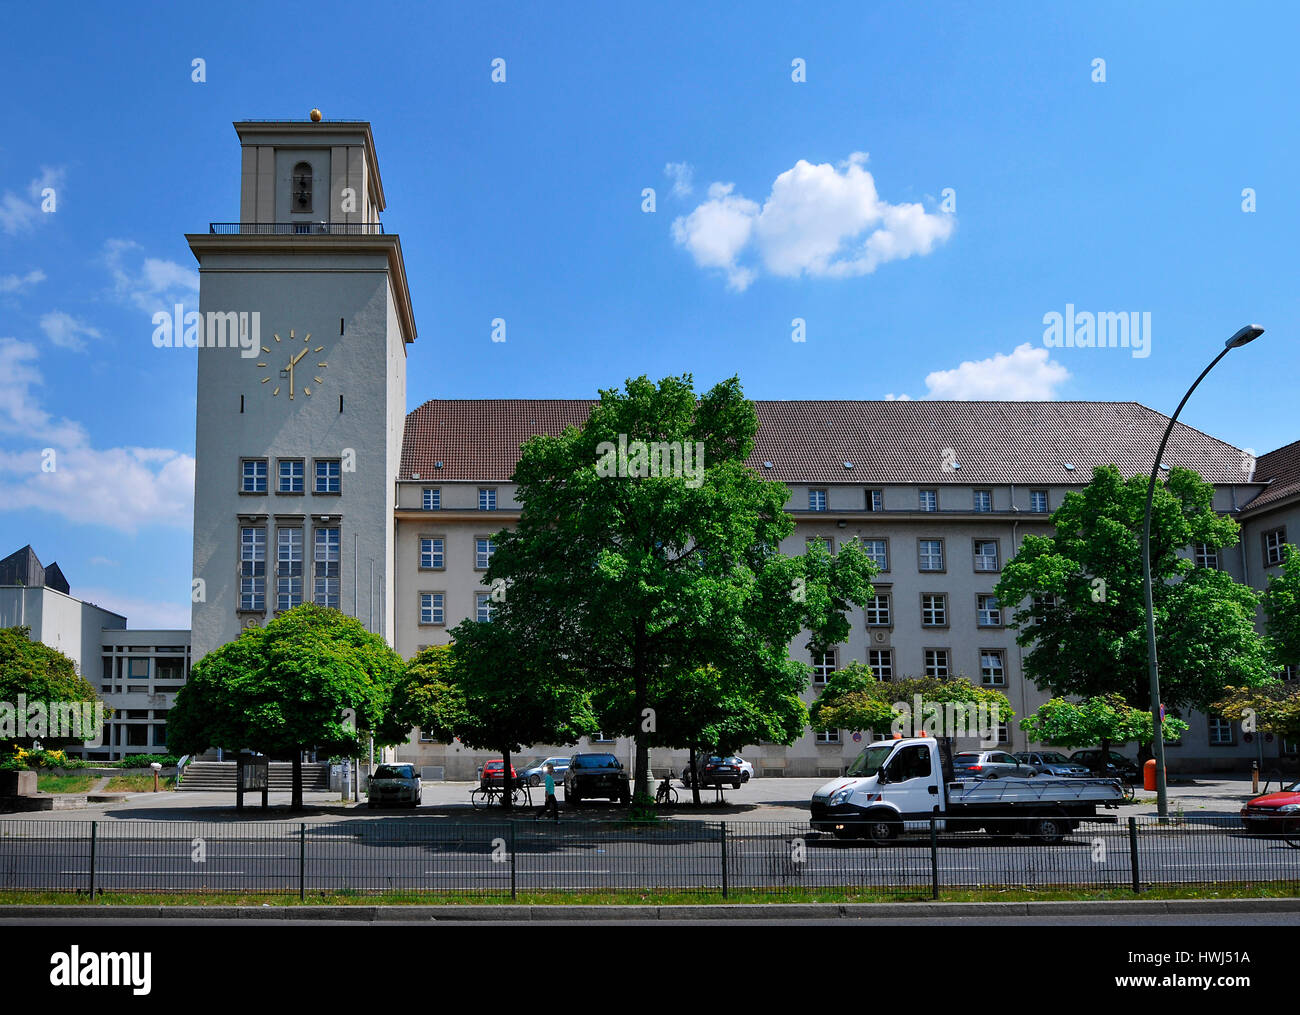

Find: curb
<box><xmin>3</xmin><ymin>898</ymin><xmax>1300</xmax><ymax>921</ymax></box>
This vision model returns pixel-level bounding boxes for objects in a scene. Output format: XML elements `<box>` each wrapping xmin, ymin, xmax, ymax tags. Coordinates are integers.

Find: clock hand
<box><xmin>291</xmin><ymin>348</ymin><xmax>309</xmax><ymax>366</ymax></box>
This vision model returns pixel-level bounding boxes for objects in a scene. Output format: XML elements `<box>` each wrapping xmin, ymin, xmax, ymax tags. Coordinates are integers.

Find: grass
<box><xmin>1</xmin><ymin>881</ymin><xmax>1296</xmax><ymax>908</ymax></box>
<box><xmin>35</xmin><ymin>774</ymin><xmax>96</xmax><ymax>794</ymax></box>
<box><xmin>102</xmin><ymin>775</ymin><xmax>177</xmax><ymax>792</ymax></box>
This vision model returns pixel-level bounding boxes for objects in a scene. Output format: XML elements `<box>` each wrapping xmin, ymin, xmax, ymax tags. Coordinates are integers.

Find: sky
<box><xmin>0</xmin><ymin>1</ymin><xmax>1296</xmax><ymax>628</ymax></box>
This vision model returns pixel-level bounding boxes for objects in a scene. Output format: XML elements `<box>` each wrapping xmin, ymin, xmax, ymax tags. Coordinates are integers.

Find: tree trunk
<box><xmin>690</xmin><ymin>745</ymin><xmax>700</xmax><ymax>807</ymax></box>
<box><xmin>501</xmin><ymin>748</ymin><xmax>512</xmax><ymax>810</ymax></box>
<box><xmin>292</xmin><ymin>752</ymin><xmax>303</xmax><ymax>810</ymax></box>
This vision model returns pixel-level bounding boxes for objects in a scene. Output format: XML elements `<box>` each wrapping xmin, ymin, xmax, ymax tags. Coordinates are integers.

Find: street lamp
<box><xmin>1142</xmin><ymin>324</ymin><xmax>1264</xmax><ymax>820</ymax></box>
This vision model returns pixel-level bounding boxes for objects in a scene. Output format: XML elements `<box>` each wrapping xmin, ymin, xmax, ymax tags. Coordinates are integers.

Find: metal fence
<box><xmin>0</xmin><ymin>816</ymin><xmax>1296</xmax><ymax>900</ymax></box>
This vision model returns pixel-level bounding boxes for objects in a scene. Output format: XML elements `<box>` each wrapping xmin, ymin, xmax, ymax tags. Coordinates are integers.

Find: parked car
<box><xmin>735</xmin><ymin>757</ymin><xmax>755</xmax><ymax>782</ymax></box>
<box><xmin>367</xmin><ymin>763</ymin><xmax>421</xmax><ymax>808</ymax></box>
<box><xmin>1241</xmin><ymin>780</ymin><xmax>1300</xmax><ymax>836</ymax></box>
<box><xmin>682</xmin><ymin>754</ymin><xmax>747</xmax><ymax>789</ymax></box>
<box><xmin>1014</xmin><ymin>751</ymin><xmax>1092</xmax><ymax>777</ymax></box>
<box><xmin>478</xmin><ymin>760</ymin><xmax>517</xmax><ymax>791</ymax></box>
<box><xmin>520</xmin><ymin>756</ymin><xmax>571</xmax><ymax>787</ymax></box>
<box><xmin>951</xmin><ymin>750</ymin><xmax>1037</xmax><ymax>780</ymax></box>
<box><xmin>1069</xmin><ymin>749</ymin><xmax>1141</xmax><ymax>782</ymax></box>
<box><xmin>564</xmin><ymin>753</ymin><xmax>630</xmax><ymax>805</ymax></box>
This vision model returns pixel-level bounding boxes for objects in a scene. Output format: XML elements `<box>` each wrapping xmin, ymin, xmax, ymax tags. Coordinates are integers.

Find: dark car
<box><xmin>564</xmin><ymin>753</ymin><xmax>630</xmax><ymax>805</ymax></box>
<box><xmin>1241</xmin><ymin>780</ymin><xmax>1300</xmax><ymax>836</ymax></box>
<box><xmin>683</xmin><ymin>754</ymin><xmax>746</xmax><ymax>789</ymax></box>
<box><xmin>1014</xmin><ymin>751</ymin><xmax>1092</xmax><ymax>777</ymax></box>
<box><xmin>1069</xmin><ymin>749</ymin><xmax>1141</xmax><ymax>782</ymax></box>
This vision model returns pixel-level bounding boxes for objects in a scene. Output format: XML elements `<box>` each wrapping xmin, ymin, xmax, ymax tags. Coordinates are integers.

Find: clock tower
<box><xmin>187</xmin><ymin>117</ymin><xmax>416</xmax><ymax>662</ymax></box>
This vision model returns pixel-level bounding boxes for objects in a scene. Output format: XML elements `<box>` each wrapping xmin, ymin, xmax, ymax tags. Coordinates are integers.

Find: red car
<box><xmin>478</xmin><ymin>760</ymin><xmax>517</xmax><ymax>791</ymax></box>
<box><xmin>1241</xmin><ymin>779</ymin><xmax>1300</xmax><ymax>836</ymax></box>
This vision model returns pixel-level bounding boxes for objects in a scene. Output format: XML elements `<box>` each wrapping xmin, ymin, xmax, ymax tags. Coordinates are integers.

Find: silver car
<box><xmin>1014</xmin><ymin>751</ymin><xmax>1092</xmax><ymax>777</ymax></box>
<box><xmin>952</xmin><ymin>750</ymin><xmax>1037</xmax><ymax>780</ymax></box>
<box><xmin>367</xmin><ymin>763</ymin><xmax>422</xmax><ymax>808</ymax></box>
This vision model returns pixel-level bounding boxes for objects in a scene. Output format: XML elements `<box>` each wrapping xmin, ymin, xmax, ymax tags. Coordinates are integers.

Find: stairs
<box><xmin>178</xmin><ymin>761</ymin><xmax>331</xmax><ymax>792</ymax></box>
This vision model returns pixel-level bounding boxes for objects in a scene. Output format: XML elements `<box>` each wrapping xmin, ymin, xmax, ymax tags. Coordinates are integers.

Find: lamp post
<box><xmin>1142</xmin><ymin>324</ymin><xmax>1264</xmax><ymax>820</ymax></box>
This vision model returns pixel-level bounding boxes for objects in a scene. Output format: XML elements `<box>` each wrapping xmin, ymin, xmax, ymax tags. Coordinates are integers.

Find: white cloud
<box><xmin>0</xmin><ymin>269</ymin><xmax>46</xmax><ymax>294</ymax></box>
<box><xmin>0</xmin><ymin>168</ymin><xmax>64</xmax><ymax>234</ymax></box>
<box><xmin>88</xmin><ymin>556</ymin><xmax>119</xmax><ymax>567</ymax></box>
<box><xmin>921</xmin><ymin>342</ymin><xmax>1071</xmax><ymax>400</ymax></box>
<box><xmin>74</xmin><ymin>588</ymin><xmax>191</xmax><ymax>630</ymax></box>
<box><xmin>39</xmin><ymin>310</ymin><xmax>102</xmax><ymax>350</ymax></box>
<box><xmin>664</xmin><ymin>161</ymin><xmax>694</xmax><ymax>197</ymax></box>
<box><xmin>102</xmin><ymin>238</ymin><xmax>199</xmax><ymax>312</ymax></box>
<box><xmin>672</xmin><ymin>153</ymin><xmax>954</xmax><ymax>290</ymax></box>
<box><xmin>0</xmin><ymin>337</ymin><xmax>194</xmax><ymax>532</ymax></box>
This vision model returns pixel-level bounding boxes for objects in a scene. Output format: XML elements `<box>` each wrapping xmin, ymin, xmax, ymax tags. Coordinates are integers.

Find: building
<box><xmin>0</xmin><ymin>546</ymin><xmax>191</xmax><ymax>759</ymax></box>
<box><xmin>183</xmin><ymin>116</ymin><xmax>1297</xmax><ymax>777</ymax></box>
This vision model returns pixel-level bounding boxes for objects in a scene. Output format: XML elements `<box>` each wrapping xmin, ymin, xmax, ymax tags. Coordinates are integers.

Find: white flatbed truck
<box><xmin>810</xmin><ymin>734</ymin><xmax>1125</xmax><ymax>843</ymax></box>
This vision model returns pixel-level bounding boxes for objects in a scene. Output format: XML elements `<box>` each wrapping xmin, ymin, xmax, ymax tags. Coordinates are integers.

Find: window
<box><xmin>980</xmin><ymin>649</ymin><xmax>1006</xmax><ymax>686</ymax></box>
<box><xmin>994</xmin><ymin>722</ymin><xmax>1010</xmax><ymax>745</ymax></box>
<box><xmin>278</xmin><ymin>459</ymin><xmax>304</xmax><ymax>494</ymax></box>
<box><xmin>974</xmin><ymin>489</ymin><xmax>992</xmax><ymax>512</ymax></box>
<box><xmin>475</xmin><ymin>537</ymin><xmax>496</xmax><ymax>570</ymax></box>
<box><xmin>314</xmin><ymin>460</ymin><xmax>341</xmax><ymax>494</ymax></box>
<box><xmin>1262</xmin><ymin>528</ymin><xmax>1286</xmax><ymax>568</ymax></box>
<box><xmin>479</xmin><ymin>488</ymin><xmax>497</xmax><ymax>511</ymax></box>
<box><xmin>1193</xmin><ymin>543</ymin><xmax>1219</xmax><ymax>569</ymax></box>
<box><xmin>276</xmin><ymin>527</ymin><xmax>304</xmax><ymax>611</ymax></box>
<box><xmin>476</xmin><ymin>592</ymin><xmax>493</xmax><ymax>622</ymax></box>
<box><xmin>809</xmin><ymin>489</ymin><xmax>827</xmax><ymax>511</ymax></box>
<box><xmin>1283</xmin><ymin>664</ymin><xmax>1298</xmax><ymax>681</ymax></box>
<box><xmin>239</xmin><ymin>526</ymin><xmax>266</xmax><ymax>610</ymax></box>
<box><xmin>807</xmin><ymin>536</ymin><xmax>833</xmax><ymax>555</ymax></box>
<box><xmin>921</xmin><ymin>593</ymin><xmax>947</xmax><ymax>627</ymax></box>
<box><xmin>420</xmin><ymin>537</ymin><xmax>445</xmax><ymax>570</ymax></box>
<box><xmin>1208</xmin><ymin>716</ymin><xmax>1234</xmax><ymax>746</ymax></box>
<box><xmin>1034</xmin><ymin>592</ymin><xmax>1057</xmax><ymax>611</ymax></box>
<box><xmin>422</xmin><ymin>488</ymin><xmax>440</xmax><ymax>511</ymax></box>
<box><xmin>128</xmin><ymin>658</ymin><xmax>149</xmax><ymax>679</ymax></box>
<box><xmin>891</xmin><ymin>744</ymin><xmax>931</xmax><ymax>781</ymax></box>
<box><xmin>241</xmin><ymin>459</ymin><xmax>268</xmax><ymax>494</ymax></box>
<box><xmin>1030</xmin><ymin>490</ymin><xmax>1048</xmax><ymax>513</ymax></box>
<box><xmin>919</xmin><ymin>489</ymin><xmax>937</xmax><ymax>512</ymax></box>
<box><xmin>313</xmin><ymin>527</ymin><xmax>340</xmax><ymax>608</ymax></box>
<box><xmin>420</xmin><ymin>592</ymin><xmax>445</xmax><ymax>626</ymax></box>
<box><xmin>811</xmin><ymin>650</ymin><xmax>836</xmax><ymax>686</ymax></box>
<box><xmin>867</xmin><ymin>648</ymin><xmax>893</xmax><ymax>681</ymax></box>
<box><xmin>1283</xmin><ymin>738</ymin><xmax>1299</xmax><ymax>757</ymax></box>
<box><xmin>924</xmin><ymin>649</ymin><xmax>950</xmax><ymax>679</ymax></box>
<box><xmin>153</xmin><ymin>723</ymin><xmax>167</xmax><ymax>748</ymax></box>
<box><xmin>862</xmin><ymin>539</ymin><xmax>888</xmax><ymax>571</ymax></box>
<box><xmin>919</xmin><ymin>539</ymin><xmax>944</xmax><ymax>572</ymax></box>
<box><xmin>815</xmin><ymin>729</ymin><xmax>841</xmax><ymax>745</ymax></box>
<box><xmin>866</xmin><ymin>489</ymin><xmax>883</xmax><ymax>512</ymax></box>
<box><xmin>974</xmin><ymin>539</ymin><xmax>999</xmax><ymax>572</ymax></box>
<box><xmin>291</xmin><ymin>160</ymin><xmax>313</xmax><ymax>213</ymax></box>
<box><xmin>864</xmin><ymin>592</ymin><xmax>891</xmax><ymax>626</ymax></box>
<box><xmin>977</xmin><ymin>594</ymin><xmax>1002</xmax><ymax>627</ymax></box>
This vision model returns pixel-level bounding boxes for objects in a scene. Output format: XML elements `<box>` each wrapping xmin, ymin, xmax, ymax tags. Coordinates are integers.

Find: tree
<box><xmin>168</xmin><ymin>605</ymin><xmax>405</xmax><ymax>808</ymax></box>
<box><xmin>1262</xmin><ymin>543</ymin><xmax>1300</xmax><ymax>671</ymax></box>
<box><xmin>1211</xmin><ymin>683</ymin><xmax>1300</xmax><ymax>743</ymax></box>
<box><xmin>994</xmin><ymin>465</ymin><xmax>1272</xmax><ymax>748</ymax></box>
<box><xmin>1019</xmin><ymin>694</ymin><xmax>1189</xmax><ymax>761</ymax></box>
<box><xmin>480</xmin><ymin>374</ymin><xmax>877</xmax><ymax>802</ymax></box>
<box><xmin>809</xmin><ymin>662</ymin><xmax>1013</xmax><ymax>743</ymax></box>
<box><xmin>0</xmin><ymin>626</ymin><xmax>105</xmax><ymax>751</ymax></box>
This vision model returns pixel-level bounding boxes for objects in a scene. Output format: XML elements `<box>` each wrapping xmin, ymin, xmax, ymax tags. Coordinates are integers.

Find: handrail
<box><xmin>175</xmin><ymin>754</ymin><xmax>192</xmax><ymax>787</ymax></box>
<box><xmin>207</xmin><ymin>222</ymin><xmax>384</xmax><ymax>235</ymax></box>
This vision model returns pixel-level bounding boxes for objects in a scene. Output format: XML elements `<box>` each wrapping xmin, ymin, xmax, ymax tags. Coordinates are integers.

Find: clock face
<box><xmin>256</xmin><ymin>328</ymin><xmax>328</xmax><ymax>399</ymax></box>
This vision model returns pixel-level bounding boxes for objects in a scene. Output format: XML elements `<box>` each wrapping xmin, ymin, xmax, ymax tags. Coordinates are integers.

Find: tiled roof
<box><xmin>1240</xmin><ymin>439</ymin><xmax>1300</xmax><ymax>517</ymax></box>
<box><xmin>399</xmin><ymin>399</ymin><xmax>1254</xmax><ymax>486</ymax></box>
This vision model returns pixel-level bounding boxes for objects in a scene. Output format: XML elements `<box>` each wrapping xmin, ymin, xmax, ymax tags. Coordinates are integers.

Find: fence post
<box><xmin>1127</xmin><ymin>816</ymin><xmax>1140</xmax><ymax>894</ymax></box>
<box><xmin>89</xmin><ymin>821</ymin><xmax>97</xmax><ymax>900</ymax></box>
<box><xmin>929</xmin><ymin>816</ymin><xmax>939</xmax><ymax>900</ymax></box>
<box><xmin>719</xmin><ymin>822</ymin><xmax>728</xmax><ymax>899</ymax></box>
<box><xmin>509</xmin><ymin>823</ymin><xmax>517</xmax><ymax>901</ymax></box>
<box><xmin>299</xmin><ymin>823</ymin><xmax>306</xmax><ymax>901</ymax></box>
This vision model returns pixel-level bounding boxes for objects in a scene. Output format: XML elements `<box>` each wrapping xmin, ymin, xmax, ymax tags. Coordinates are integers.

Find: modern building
<box><xmin>182</xmin><ymin>116</ymin><xmax>1297</xmax><ymax>778</ymax></box>
<box><xmin>0</xmin><ymin>545</ymin><xmax>191</xmax><ymax>760</ymax></box>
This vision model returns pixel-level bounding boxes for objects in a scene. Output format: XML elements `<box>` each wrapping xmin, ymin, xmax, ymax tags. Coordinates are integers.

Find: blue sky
<box><xmin>0</xmin><ymin>1</ymin><xmax>1296</xmax><ymax>627</ymax></box>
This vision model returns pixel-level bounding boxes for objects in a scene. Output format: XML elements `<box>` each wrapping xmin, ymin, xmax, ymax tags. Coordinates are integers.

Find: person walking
<box><xmin>538</xmin><ymin>763</ymin><xmax>559</xmax><ymax>820</ymax></box>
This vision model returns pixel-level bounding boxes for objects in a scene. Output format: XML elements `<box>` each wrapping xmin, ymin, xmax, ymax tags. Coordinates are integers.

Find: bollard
<box><xmin>89</xmin><ymin>820</ymin><xmax>97</xmax><ymax>900</ymax></box>
<box><xmin>929</xmin><ymin>816</ymin><xmax>940</xmax><ymax>899</ymax></box>
<box><xmin>1252</xmin><ymin>761</ymin><xmax>1259</xmax><ymax>795</ymax></box>
<box><xmin>719</xmin><ymin>822</ymin><xmax>728</xmax><ymax>899</ymax></box>
<box><xmin>1128</xmin><ymin>816</ymin><xmax>1140</xmax><ymax>894</ymax></box>
<box><xmin>1143</xmin><ymin>758</ymin><xmax>1157</xmax><ymax>792</ymax></box>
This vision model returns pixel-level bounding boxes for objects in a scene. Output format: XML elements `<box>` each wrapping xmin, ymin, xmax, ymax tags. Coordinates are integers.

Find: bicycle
<box><xmin>655</xmin><ymin>771</ymin><xmax>678</xmax><ymax>805</ymax></box>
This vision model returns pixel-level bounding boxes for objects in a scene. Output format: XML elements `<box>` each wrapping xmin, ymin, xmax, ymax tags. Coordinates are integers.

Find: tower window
<box><xmin>292</xmin><ymin>161</ymin><xmax>313</xmax><ymax>213</ymax></box>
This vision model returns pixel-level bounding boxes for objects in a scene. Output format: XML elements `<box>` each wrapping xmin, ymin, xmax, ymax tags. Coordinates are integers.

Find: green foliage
<box><xmin>0</xmin><ymin>626</ymin><xmax>105</xmax><ymax>749</ymax></box>
<box><xmin>168</xmin><ymin>605</ymin><xmax>406</xmax><ymax>805</ymax></box>
<box><xmin>478</xmin><ymin>374</ymin><xmax>876</xmax><ymax>799</ymax></box>
<box><xmin>1263</xmin><ymin>543</ymin><xmax>1300</xmax><ymax>670</ymax></box>
<box><xmin>994</xmin><ymin>465</ymin><xmax>1272</xmax><ymax>712</ymax></box>
<box><xmin>1</xmin><ymin>747</ymin><xmax>80</xmax><ymax>770</ymax></box>
<box><xmin>117</xmin><ymin>754</ymin><xmax>181</xmax><ymax>768</ymax></box>
<box><xmin>1019</xmin><ymin>694</ymin><xmax>1188</xmax><ymax>750</ymax></box>
<box><xmin>809</xmin><ymin>662</ymin><xmax>1014</xmax><ymax>735</ymax></box>
<box><xmin>1212</xmin><ymin>682</ymin><xmax>1300</xmax><ymax>741</ymax></box>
